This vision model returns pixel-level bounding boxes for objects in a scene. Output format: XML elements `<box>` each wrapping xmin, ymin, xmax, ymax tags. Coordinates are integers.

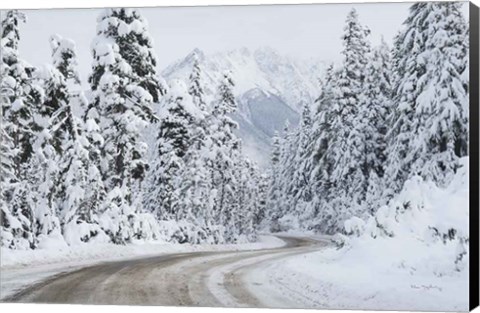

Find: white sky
<box><xmin>13</xmin><ymin>2</ymin><xmax>468</xmax><ymax>83</ymax></box>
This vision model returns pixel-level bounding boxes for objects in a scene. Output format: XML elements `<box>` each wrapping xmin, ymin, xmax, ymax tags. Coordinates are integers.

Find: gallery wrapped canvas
<box><xmin>0</xmin><ymin>1</ymin><xmax>478</xmax><ymax>311</ymax></box>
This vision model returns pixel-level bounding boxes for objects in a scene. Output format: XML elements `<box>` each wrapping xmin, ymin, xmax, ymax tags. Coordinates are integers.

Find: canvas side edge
<box><xmin>470</xmin><ymin>1</ymin><xmax>480</xmax><ymax>312</ymax></box>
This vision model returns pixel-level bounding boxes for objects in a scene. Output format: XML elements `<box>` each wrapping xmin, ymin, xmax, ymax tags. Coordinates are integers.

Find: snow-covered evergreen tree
<box><xmin>265</xmin><ymin>132</ymin><xmax>282</xmax><ymax>228</ymax></box>
<box><xmin>44</xmin><ymin>35</ymin><xmax>108</xmax><ymax>244</ymax></box>
<box><xmin>291</xmin><ymin>103</ymin><xmax>314</xmax><ymax>213</ymax></box>
<box><xmin>320</xmin><ymin>8</ymin><xmax>372</xmax><ymax>230</ymax></box>
<box><xmin>170</xmin><ymin>60</ymin><xmax>220</xmax><ymax>243</ymax></box>
<box><xmin>50</xmin><ymin>34</ymin><xmax>81</xmax><ymax>85</ymax></box>
<box><xmin>28</xmin><ymin>66</ymin><xmax>63</xmax><ymax>240</ymax></box>
<box><xmin>270</xmin><ymin>120</ymin><xmax>298</xmax><ymax>231</ymax></box>
<box><xmin>188</xmin><ymin>53</ymin><xmax>207</xmax><ymax>111</ymax></box>
<box><xmin>362</xmin><ymin>38</ymin><xmax>393</xmax><ymax>210</ymax></box>
<box><xmin>144</xmin><ymin>79</ymin><xmax>197</xmax><ymax>220</ymax></box>
<box><xmin>386</xmin><ymin>2</ymin><xmax>469</xmax><ymax>198</ymax></box>
<box><xmin>233</xmin><ymin>159</ymin><xmax>259</xmax><ymax>241</ymax></box>
<box><xmin>0</xmin><ymin>115</ymin><xmax>31</xmax><ymax>249</ymax></box>
<box><xmin>81</xmin><ymin>95</ymin><xmax>108</xmax><ymax>241</ymax></box>
<box><xmin>89</xmin><ymin>8</ymin><xmax>164</xmax><ymax>243</ymax></box>
<box><xmin>255</xmin><ymin>172</ymin><xmax>269</xmax><ymax>229</ymax></box>
<box><xmin>209</xmin><ymin>72</ymin><xmax>243</xmax><ymax>241</ymax></box>
<box><xmin>307</xmin><ymin>65</ymin><xmax>339</xmax><ymax>233</ymax></box>
<box><xmin>1</xmin><ymin>10</ymin><xmax>43</xmax><ymax>167</ymax></box>
<box><xmin>1</xmin><ymin>10</ymin><xmax>45</xmax><ymax>248</ymax></box>
<box><xmin>89</xmin><ymin>9</ymin><xmax>165</xmax><ymax>103</ymax></box>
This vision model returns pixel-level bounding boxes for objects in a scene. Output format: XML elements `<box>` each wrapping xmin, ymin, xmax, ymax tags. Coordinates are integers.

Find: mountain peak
<box><xmin>238</xmin><ymin>47</ymin><xmax>251</xmax><ymax>57</ymax></box>
<box><xmin>186</xmin><ymin>48</ymin><xmax>205</xmax><ymax>61</ymax></box>
<box><xmin>162</xmin><ymin>46</ymin><xmax>324</xmax><ymax>112</ymax></box>
<box><xmin>254</xmin><ymin>46</ymin><xmax>279</xmax><ymax>56</ymax></box>
<box><xmin>219</xmin><ymin>47</ymin><xmax>252</xmax><ymax>60</ymax></box>
<box><xmin>161</xmin><ymin>47</ymin><xmax>323</xmax><ymax>167</ymax></box>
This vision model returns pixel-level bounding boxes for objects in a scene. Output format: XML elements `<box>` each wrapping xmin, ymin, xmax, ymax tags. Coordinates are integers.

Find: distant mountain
<box><xmin>239</xmin><ymin>88</ymin><xmax>299</xmax><ymax>137</ymax></box>
<box><xmin>161</xmin><ymin>47</ymin><xmax>324</xmax><ymax>167</ymax></box>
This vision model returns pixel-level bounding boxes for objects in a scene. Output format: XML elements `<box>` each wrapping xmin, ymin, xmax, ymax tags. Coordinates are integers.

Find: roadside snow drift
<box><xmin>249</xmin><ymin>157</ymin><xmax>469</xmax><ymax>311</ymax></box>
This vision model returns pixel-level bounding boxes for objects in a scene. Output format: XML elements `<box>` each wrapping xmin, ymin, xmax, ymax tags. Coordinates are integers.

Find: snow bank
<box><xmin>340</xmin><ymin>156</ymin><xmax>469</xmax><ymax>276</ymax></box>
<box><xmin>257</xmin><ymin>157</ymin><xmax>469</xmax><ymax>311</ymax></box>
<box><xmin>0</xmin><ymin>235</ymin><xmax>284</xmax><ymax>270</ymax></box>
<box><xmin>266</xmin><ymin>238</ymin><xmax>468</xmax><ymax>311</ymax></box>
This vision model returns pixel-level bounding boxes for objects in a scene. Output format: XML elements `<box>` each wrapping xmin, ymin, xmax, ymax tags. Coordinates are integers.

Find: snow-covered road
<box><xmin>2</xmin><ymin>236</ymin><xmax>330</xmax><ymax>307</ymax></box>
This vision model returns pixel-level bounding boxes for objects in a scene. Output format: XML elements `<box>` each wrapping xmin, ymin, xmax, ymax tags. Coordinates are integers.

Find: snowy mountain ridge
<box><xmin>162</xmin><ymin>46</ymin><xmax>325</xmax><ymax>112</ymax></box>
<box><xmin>161</xmin><ymin>47</ymin><xmax>325</xmax><ymax>166</ymax></box>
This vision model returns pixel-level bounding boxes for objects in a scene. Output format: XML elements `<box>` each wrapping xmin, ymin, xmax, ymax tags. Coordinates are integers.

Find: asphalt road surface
<box><xmin>4</xmin><ymin>236</ymin><xmax>329</xmax><ymax>307</ymax></box>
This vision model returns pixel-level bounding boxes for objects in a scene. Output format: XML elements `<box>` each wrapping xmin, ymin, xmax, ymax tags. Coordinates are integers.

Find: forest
<box><xmin>0</xmin><ymin>1</ymin><xmax>470</xmax><ymax>260</ymax></box>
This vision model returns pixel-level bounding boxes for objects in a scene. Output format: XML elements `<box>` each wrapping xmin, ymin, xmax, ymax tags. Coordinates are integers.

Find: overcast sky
<box><xmin>13</xmin><ymin>2</ymin><xmax>468</xmax><ymax>82</ymax></box>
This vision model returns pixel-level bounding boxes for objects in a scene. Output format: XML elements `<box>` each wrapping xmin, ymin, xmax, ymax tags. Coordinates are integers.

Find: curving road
<box><xmin>3</xmin><ymin>236</ymin><xmax>329</xmax><ymax>307</ymax></box>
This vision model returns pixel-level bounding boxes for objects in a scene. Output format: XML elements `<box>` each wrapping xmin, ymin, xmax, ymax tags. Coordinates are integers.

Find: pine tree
<box><xmin>1</xmin><ymin>10</ymin><xmax>43</xmax><ymax>167</ymax></box>
<box><xmin>327</xmin><ymin>8</ymin><xmax>371</xmax><ymax>228</ymax></box>
<box><xmin>89</xmin><ymin>9</ymin><xmax>164</xmax><ymax>243</ymax></box>
<box><xmin>33</xmin><ymin>66</ymin><xmax>67</xmax><ymax>230</ymax></box>
<box><xmin>1</xmin><ymin>10</ymin><xmax>44</xmax><ymax>248</ymax></box>
<box><xmin>271</xmin><ymin>120</ymin><xmax>297</xmax><ymax>232</ymax></box>
<box><xmin>31</xmin><ymin>34</ymin><xmax>100</xmax><ymax>240</ymax></box>
<box><xmin>144</xmin><ymin>79</ymin><xmax>197</xmax><ymax>221</ymax></box>
<box><xmin>188</xmin><ymin>53</ymin><xmax>207</xmax><ymax>111</ymax></box>
<box><xmin>50</xmin><ymin>34</ymin><xmax>81</xmax><ymax>85</ymax></box>
<box><xmin>418</xmin><ymin>2</ymin><xmax>469</xmax><ymax>181</ymax></box>
<box><xmin>386</xmin><ymin>2</ymin><xmax>469</xmax><ymax>197</ymax></box>
<box><xmin>307</xmin><ymin>65</ymin><xmax>338</xmax><ymax>233</ymax></box>
<box><xmin>170</xmin><ymin>59</ymin><xmax>221</xmax><ymax>243</ymax></box>
<box><xmin>233</xmin><ymin>159</ymin><xmax>259</xmax><ymax>241</ymax></box>
<box><xmin>175</xmin><ymin>143</ymin><xmax>212</xmax><ymax>241</ymax></box>
<box><xmin>362</xmin><ymin>38</ymin><xmax>393</xmax><ymax>211</ymax></box>
<box><xmin>288</xmin><ymin>103</ymin><xmax>315</xmax><ymax>227</ymax></box>
<box><xmin>82</xmin><ymin>95</ymin><xmax>107</xmax><ymax>239</ymax></box>
<box><xmin>46</xmin><ymin>35</ymin><xmax>107</xmax><ymax>244</ymax></box>
<box><xmin>255</xmin><ymin>173</ymin><xmax>269</xmax><ymax>229</ymax></box>
<box><xmin>209</xmin><ymin>72</ymin><xmax>242</xmax><ymax>241</ymax></box>
<box><xmin>0</xmin><ymin>116</ymin><xmax>31</xmax><ymax>249</ymax></box>
<box><xmin>89</xmin><ymin>9</ymin><xmax>166</xmax><ymax>103</ymax></box>
<box><xmin>266</xmin><ymin>132</ymin><xmax>282</xmax><ymax>228</ymax></box>
<box><xmin>0</xmin><ymin>11</ymin><xmax>25</xmax><ymax>248</ymax></box>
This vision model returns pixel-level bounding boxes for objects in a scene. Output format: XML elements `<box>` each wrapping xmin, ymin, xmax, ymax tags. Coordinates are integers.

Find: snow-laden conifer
<box><xmin>89</xmin><ymin>9</ymin><xmax>164</xmax><ymax>243</ymax></box>
<box><xmin>1</xmin><ymin>10</ymin><xmax>45</xmax><ymax>248</ymax></box>
<box><xmin>386</xmin><ymin>2</ymin><xmax>469</xmax><ymax>197</ymax></box>
<box><xmin>144</xmin><ymin>79</ymin><xmax>197</xmax><ymax>220</ymax></box>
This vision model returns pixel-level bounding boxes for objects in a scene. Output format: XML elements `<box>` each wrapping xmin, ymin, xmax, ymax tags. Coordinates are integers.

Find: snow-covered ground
<box><xmin>245</xmin><ymin>158</ymin><xmax>470</xmax><ymax>312</ymax></box>
<box><xmin>246</xmin><ymin>241</ymin><xmax>468</xmax><ymax>311</ymax></box>
<box><xmin>0</xmin><ymin>235</ymin><xmax>284</xmax><ymax>299</ymax></box>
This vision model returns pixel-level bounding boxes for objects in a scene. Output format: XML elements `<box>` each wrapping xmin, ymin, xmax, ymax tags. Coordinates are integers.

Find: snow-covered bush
<box><xmin>274</xmin><ymin>214</ymin><xmax>301</xmax><ymax>233</ymax></box>
<box><xmin>342</xmin><ymin>157</ymin><xmax>469</xmax><ymax>274</ymax></box>
<box><xmin>172</xmin><ymin>221</ymin><xmax>223</xmax><ymax>245</ymax></box>
<box><xmin>344</xmin><ymin>216</ymin><xmax>366</xmax><ymax>237</ymax></box>
<box><xmin>156</xmin><ymin>220</ymin><xmax>225</xmax><ymax>245</ymax></box>
<box><xmin>63</xmin><ymin>219</ymin><xmax>110</xmax><ymax>246</ymax></box>
<box><xmin>130</xmin><ymin>213</ymin><xmax>164</xmax><ymax>242</ymax></box>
